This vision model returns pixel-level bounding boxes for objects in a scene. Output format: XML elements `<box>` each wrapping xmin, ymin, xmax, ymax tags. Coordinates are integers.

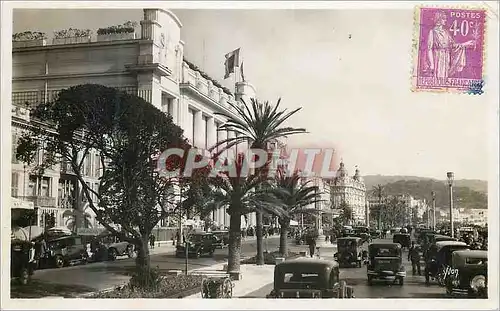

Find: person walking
<box><xmin>307</xmin><ymin>234</ymin><xmax>317</xmax><ymax>258</ymax></box>
<box><xmin>408</xmin><ymin>241</ymin><xmax>421</xmax><ymax>276</ymax></box>
<box><xmin>149</xmin><ymin>234</ymin><xmax>156</xmax><ymax>249</ymax></box>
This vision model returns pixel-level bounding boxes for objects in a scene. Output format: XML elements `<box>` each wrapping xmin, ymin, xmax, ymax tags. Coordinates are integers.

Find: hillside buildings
<box><xmin>11</xmin><ymin>9</ymin><xmax>256</xmax><ymax>231</ymax></box>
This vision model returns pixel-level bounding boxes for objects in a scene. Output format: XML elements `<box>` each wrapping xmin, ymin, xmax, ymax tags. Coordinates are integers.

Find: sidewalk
<box><xmin>184</xmin><ymin>263</ymin><xmax>275</xmax><ymax>298</ymax></box>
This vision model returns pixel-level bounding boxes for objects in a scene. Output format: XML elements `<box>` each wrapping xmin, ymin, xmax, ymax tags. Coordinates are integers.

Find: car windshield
<box><xmin>281</xmin><ymin>272</ymin><xmax>322</xmax><ymax>289</ymax></box>
<box><xmin>466</xmin><ymin>257</ymin><xmax>487</xmax><ymax>265</ymax></box>
<box><xmin>372</xmin><ymin>247</ymin><xmax>399</xmax><ymax>257</ymax></box>
<box><xmin>338</xmin><ymin>240</ymin><xmax>357</xmax><ymax>248</ymax></box>
<box><xmin>189</xmin><ymin>235</ymin><xmax>204</xmax><ymax>242</ymax></box>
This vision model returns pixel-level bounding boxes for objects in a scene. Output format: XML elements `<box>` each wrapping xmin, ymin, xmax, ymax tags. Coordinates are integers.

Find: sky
<box><xmin>12</xmin><ymin>6</ymin><xmax>498</xmax><ymax>181</ymax></box>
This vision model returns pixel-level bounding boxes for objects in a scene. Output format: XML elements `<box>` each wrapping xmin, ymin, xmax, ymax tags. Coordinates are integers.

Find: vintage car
<box><xmin>45</xmin><ymin>235</ymin><xmax>88</xmax><ymax>268</ymax></box>
<box><xmin>266</xmin><ymin>258</ymin><xmax>355</xmax><ymax>298</ymax></box>
<box><xmin>212</xmin><ymin>230</ymin><xmax>229</xmax><ymax>248</ymax></box>
<box><xmin>369</xmin><ymin>228</ymin><xmax>381</xmax><ymax>238</ymax></box>
<box><xmin>367</xmin><ymin>243</ymin><xmax>406</xmax><ymax>285</ymax></box>
<box><xmin>446</xmin><ymin>250</ymin><xmax>487</xmax><ymax>298</ymax></box>
<box><xmin>417</xmin><ymin>229</ymin><xmax>437</xmax><ymax>244</ymax></box>
<box><xmin>425</xmin><ymin>241</ymin><xmax>470</xmax><ymax>285</ymax></box>
<box><xmin>11</xmin><ymin>240</ymin><xmax>37</xmax><ymax>285</ymax></box>
<box><xmin>352</xmin><ymin>226</ymin><xmax>371</xmax><ymax>243</ymax></box>
<box><xmin>335</xmin><ymin>237</ymin><xmax>363</xmax><ymax>268</ymax></box>
<box><xmin>102</xmin><ymin>235</ymin><xmax>135</xmax><ymax>261</ymax></box>
<box><xmin>176</xmin><ymin>232</ymin><xmax>217</xmax><ymax>258</ymax></box>
<box><xmin>393</xmin><ymin>233</ymin><xmax>411</xmax><ymax>249</ymax></box>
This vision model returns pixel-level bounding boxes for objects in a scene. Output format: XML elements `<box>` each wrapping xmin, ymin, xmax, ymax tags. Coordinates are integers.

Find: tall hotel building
<box><xmin>11</xmin><ymin>9</ymin><xmax>257</xmax><ymax>231</ymax></box>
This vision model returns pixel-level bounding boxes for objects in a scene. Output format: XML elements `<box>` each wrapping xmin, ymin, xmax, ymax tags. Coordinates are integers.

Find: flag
<box><xmin>224</xmin><ymin>48</ymin><xmax>240</xmax><ymax>79</ymax></box>
<box><xmin>240</xmin><ymin>61</ymin><xmax>246</xmax><ymax>82</ymax></box>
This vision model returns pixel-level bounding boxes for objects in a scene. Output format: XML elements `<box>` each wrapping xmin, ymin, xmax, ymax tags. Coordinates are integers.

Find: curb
<box><xmin>76</xmin><ymin>257</ymin><xmax>253</xmax><ymax>298</ymax></box>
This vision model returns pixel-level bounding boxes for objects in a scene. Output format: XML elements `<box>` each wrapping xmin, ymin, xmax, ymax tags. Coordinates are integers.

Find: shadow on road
<box><xmin>11</xmin><ymin>280</ymin><xmax>95</xmax><ymax>298</ymax></box>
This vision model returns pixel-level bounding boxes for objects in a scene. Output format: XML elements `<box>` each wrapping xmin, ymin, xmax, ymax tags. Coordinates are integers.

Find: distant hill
<box><xmin>364</xmin><ymin>177</ymin><xmax>487</xmax><ymax>210</ymax></box>
<box><xmin>364</xmin><ymin>175</ymin><xmax>487</xmax><ymax>193</ymax></box>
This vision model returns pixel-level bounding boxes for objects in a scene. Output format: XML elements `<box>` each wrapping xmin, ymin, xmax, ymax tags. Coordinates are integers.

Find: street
<box><xmin>244</xmin><ymin>236</ymin><xmax>449</xmax><ymax>299</ymax></box>
<box><xmin>11</xmin><ymin>237</ymin><xmax>281</xmax><ymax>298</ymax></box>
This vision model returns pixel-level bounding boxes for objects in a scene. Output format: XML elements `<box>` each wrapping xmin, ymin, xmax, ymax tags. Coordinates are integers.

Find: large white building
<box><xmin>329</xmin><ymin>161</ymin><xmax>367</xmax><ymax>225</ymax></box>
<box><xmin>11</xmin><ymin>9</ymin><xmax>256</xmax><ymax>232</ymax></box>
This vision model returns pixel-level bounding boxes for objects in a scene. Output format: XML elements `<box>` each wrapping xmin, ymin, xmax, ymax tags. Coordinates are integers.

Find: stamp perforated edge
<box><xmin>410</xmin><ymin>4</ymin><xmax>488</xmax><ymax>95</ymax></box>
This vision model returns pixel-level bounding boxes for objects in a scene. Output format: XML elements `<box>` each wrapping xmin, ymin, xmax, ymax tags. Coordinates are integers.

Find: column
<box><xmin>227</xmin><ymin>130</ymin><xmax>236</xmax><ymax>159</ymax></box>
<box><xmin>206</xmin><ymin>116</ymin><xmax>216</xmax><ymax>150</ymax></box>
<box><xmin>193</xmin><ymin>110</ymin><xmax>204</xmax><ymax>148</ymax></box>
<box><xmin>170</xmin><ymin>98</ymin><xmax>179</xmax><ymax>124</ymax></box>
<box><xmin>178</xmin><ymin>96</ymin><xmax>189</xmax><ymax>130</ymax></box>
<box><xmin>218</xmin><ymin>129</ymin><xmax>227</xmax><ymax>159</ymax></box>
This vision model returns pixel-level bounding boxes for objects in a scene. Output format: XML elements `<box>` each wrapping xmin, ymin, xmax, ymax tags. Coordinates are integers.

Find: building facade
<box><xmin>11</xmin><ymin>9</ymin><xmax>256</xmax><ymax>231</ymax></box>
<box><xmin>329</xmin><ymin>161</ymin><xmax>367</xmax><ymax>225</ymax></box>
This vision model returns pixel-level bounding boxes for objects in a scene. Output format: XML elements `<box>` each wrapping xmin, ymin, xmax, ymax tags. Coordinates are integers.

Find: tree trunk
<box><xmin>135</xmin><ymin>235</ymin><xmax>151</xmax><ymax>271</ymax></box>
<box><xmin>227</xmin><ymin>211</ymin><xmax>242</xmax><ymax>280</ymax></box>
<box><xmin>255</xmin><ymin>208</ymin><xmax>264</xmax><ymax>265</ymax></box>
<box><xmin>279</xmin><ymin>221</ymin><xmax>289</xmax><ymax>256</ymax></box>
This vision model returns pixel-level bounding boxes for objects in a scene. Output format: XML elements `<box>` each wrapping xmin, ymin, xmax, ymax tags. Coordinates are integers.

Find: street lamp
<box><xmin>446</xmin><ymin>172</ymin><xmax>454</xmax><ymax>238</ymax></box>
<box><xmin>431</xmin><ymin>191</ymin><xmax>436</xmax><ymax>231</ymax></box>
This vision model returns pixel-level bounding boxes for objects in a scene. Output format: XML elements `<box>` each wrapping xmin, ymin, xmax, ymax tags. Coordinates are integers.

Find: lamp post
<box><xmin>431</xmin><ymin>191</ymin><xmax>436</xmax><ymax>231</ymax></box>
<box><xmin>446</xmin><ymin>172</ymin><xmax>454</xmax><ymax>238</ymax></box>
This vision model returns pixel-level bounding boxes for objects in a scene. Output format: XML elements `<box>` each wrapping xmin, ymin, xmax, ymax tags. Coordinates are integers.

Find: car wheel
<box><xmin>108</xmin><ymin>248</ymin><xmax>117</xmax><ymax>261</ymax></box>
<box><xmin>367</xmin><ymin>276</ymin><xmax>373</xmax><ymax>286</ymax></box>
<box><xmin>18</xmin><ymin>268</ymin><xmax>30</xmax><ymax>285</ymax></box>
<box><xmin>54</xmin><ymin>255</ymin><xmax>64</xmax><ymax>268</ymax></box>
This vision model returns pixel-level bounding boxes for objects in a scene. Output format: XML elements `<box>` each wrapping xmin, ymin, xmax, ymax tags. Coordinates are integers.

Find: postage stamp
<box><xmin>412</xmin><ymin>7</ymin><xmax>487</xmax><ymax>94</ymax></box>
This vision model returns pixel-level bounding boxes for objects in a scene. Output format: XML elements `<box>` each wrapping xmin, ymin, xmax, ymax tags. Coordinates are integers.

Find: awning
<box><xmin>12</xmin><ymin>197</ymin><xmax>34</xmax><ymax>210</ymax></box>
<box><xmin>289</xmin><ymin>220</ymin><xmax>299</xmax><ymax>226</ymax></box>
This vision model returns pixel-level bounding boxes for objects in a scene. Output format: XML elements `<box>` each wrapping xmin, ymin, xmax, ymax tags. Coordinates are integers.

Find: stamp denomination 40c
<box><xmin>412</xmin><ymin>7</ymin><xmax>487</xmax><ymax>94</ymax></box>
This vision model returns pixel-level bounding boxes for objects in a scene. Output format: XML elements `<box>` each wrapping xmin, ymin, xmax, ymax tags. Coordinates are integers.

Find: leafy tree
<box><xmin>371</xmin><ymin>184</ymin><xmax>386</xmax><ymax>229</ymax></box>
<box><xmin>16</xmin><ymin>84</ymin><xmax>185</xmax><ymax>281</ymax></box>
<box><xmin>212</xmin><ymin>98</ymin><xmax>306</xmax><ymax>265</ymax></box>
<box><xmin>206</xmin><ymin>153</ymin><xmax>283</xmax><ymax>278</ymax></box>
<box><xmin>272</xmin><ymin>169</ymin><xmax>322</xmax><ymax>255</ymax></box>
<box><xmin>63</xmin><ymin>209</ymin><xmax>93</xmax><ymax>231</ymax></box>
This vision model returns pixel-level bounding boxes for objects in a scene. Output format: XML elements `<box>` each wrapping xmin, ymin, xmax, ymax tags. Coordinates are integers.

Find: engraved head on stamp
<box><xmin>412</xmin><ymin>7</ymin><xmax>486</xmax><ymax>94</ymax></box>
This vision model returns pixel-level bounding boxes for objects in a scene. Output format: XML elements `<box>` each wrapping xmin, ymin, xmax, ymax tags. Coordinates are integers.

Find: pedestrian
<box><xmin>149</xmin><ymin>234</ymin><xmax>155</xmax><ymax>249</ymax></box>
<box><xmin>307</xmin><ymin>234</ymin><xmax>316</xmax><ymax>258</ymax></box>
<box><xmin>408</xmin><ymin>241</ymin><xmax>421</xmax><ymax>276</ymax></box>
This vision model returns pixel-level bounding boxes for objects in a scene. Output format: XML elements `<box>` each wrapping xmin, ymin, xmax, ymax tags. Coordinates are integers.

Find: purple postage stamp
<box><xmin>412</xmin><ymin>7</ymin><xmax>487</xmax><ymax>94</ymax></box>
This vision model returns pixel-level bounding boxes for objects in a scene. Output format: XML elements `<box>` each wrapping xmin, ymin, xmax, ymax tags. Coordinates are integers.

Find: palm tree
<box><xmin>371</xmin><ymin>184</ymin><xmax>385</xmax><ymax>229</ymax></box>
<box><xmin>272</xmin><ymin>169</ymin><xmax>322</xmax><ymax>255</ymax></box>
<box><xmin>212</xmin><ymin>98</ymin><xmax>306</xmax><ymax>265</ymax></box>
<box><xmin>63</xmin><ymin>209</ymin><xmax>93</xmax><ymax>231</ymax></box>
<box><xmin>338</xmin><ymin>200</ymin><xmax>353</xmax><ymax>226</ymax></box>
<box><xmin>206</xmin><ymin>154</ymin><xmax>284</xmax><ymax>278</ymax></box>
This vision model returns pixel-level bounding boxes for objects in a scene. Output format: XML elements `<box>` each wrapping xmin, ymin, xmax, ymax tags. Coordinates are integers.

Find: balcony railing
<box><xmin>22</xmin><ymin>196</ymin><xmax>57</xmax><ymax>208</ymax></box>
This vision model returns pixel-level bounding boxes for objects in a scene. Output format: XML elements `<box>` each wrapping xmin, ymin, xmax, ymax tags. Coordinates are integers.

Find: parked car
<box><xmin>46</xmin><ymin>235</ymin><xmax>88</xmax><ymax>268</ymax></box>
<box><xmin>266</xmin><ymin>258</ymin><xmax>355</xmax><ymax>298</ymax></box>
<box><xmin>446</xmin><ymin>250</ymin><xmax>487</xmax><ymax>298</ymax></box>
<box><xmin>425</xmin><ymin>241</ymin><xmax>470</xmax><ymax>285</ymax></box>
<box><xmin>11</xmin><ymin>240</ymin><xmax>37</xmax><ymax>285</ymax></box>
<box><xmin>212</xmin><ymin>230</ymin><xmax>229</xmax><ymax>248</ymax></box>
<box><xmin>176</xmin><ymin>232</ymin><xmax>217</xmax><ymax>258</ymax></box>
<box><xmin>101</xmin><ymin>235</ymin><xmax>135</xmax><ymax>261</ymax></box>
<box><xmin>367</xmin><ymin>243</ymin><xmax>406</xmax><ymax>285</ymax></box>
<box><xmin>335</xmin><ymin>237</ymin><xmax>363</xmax><ymax>268</ymax></box>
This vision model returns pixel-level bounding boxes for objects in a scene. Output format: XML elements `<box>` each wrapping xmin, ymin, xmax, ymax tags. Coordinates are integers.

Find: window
<box><xmin>12</xmin><ymin>133</ymin><xmax>19</xmax><ymax>164</ymax></box>
<box><xmin>40</xmin><ymin>177</ymin><xmax>50</xmax><ymax>197</ymax></box>
<box><xmin>11</xmin><ymin>173</ymin><xmax>19</xmax><ymax>197</ymax></box>
<box><xmin>94</xmin><ymin>154</ymin><xmax>101</xmax><ymax>177</ymax></box>
<box><xmin>84</xmin><ymin>154</ymin><xmax>92</xmax><ymax>177</ymax></box>
<box><xmin>27</xmin><ymin>176</ymin><xmax>37</xmax><ymax>196</ymax></box>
